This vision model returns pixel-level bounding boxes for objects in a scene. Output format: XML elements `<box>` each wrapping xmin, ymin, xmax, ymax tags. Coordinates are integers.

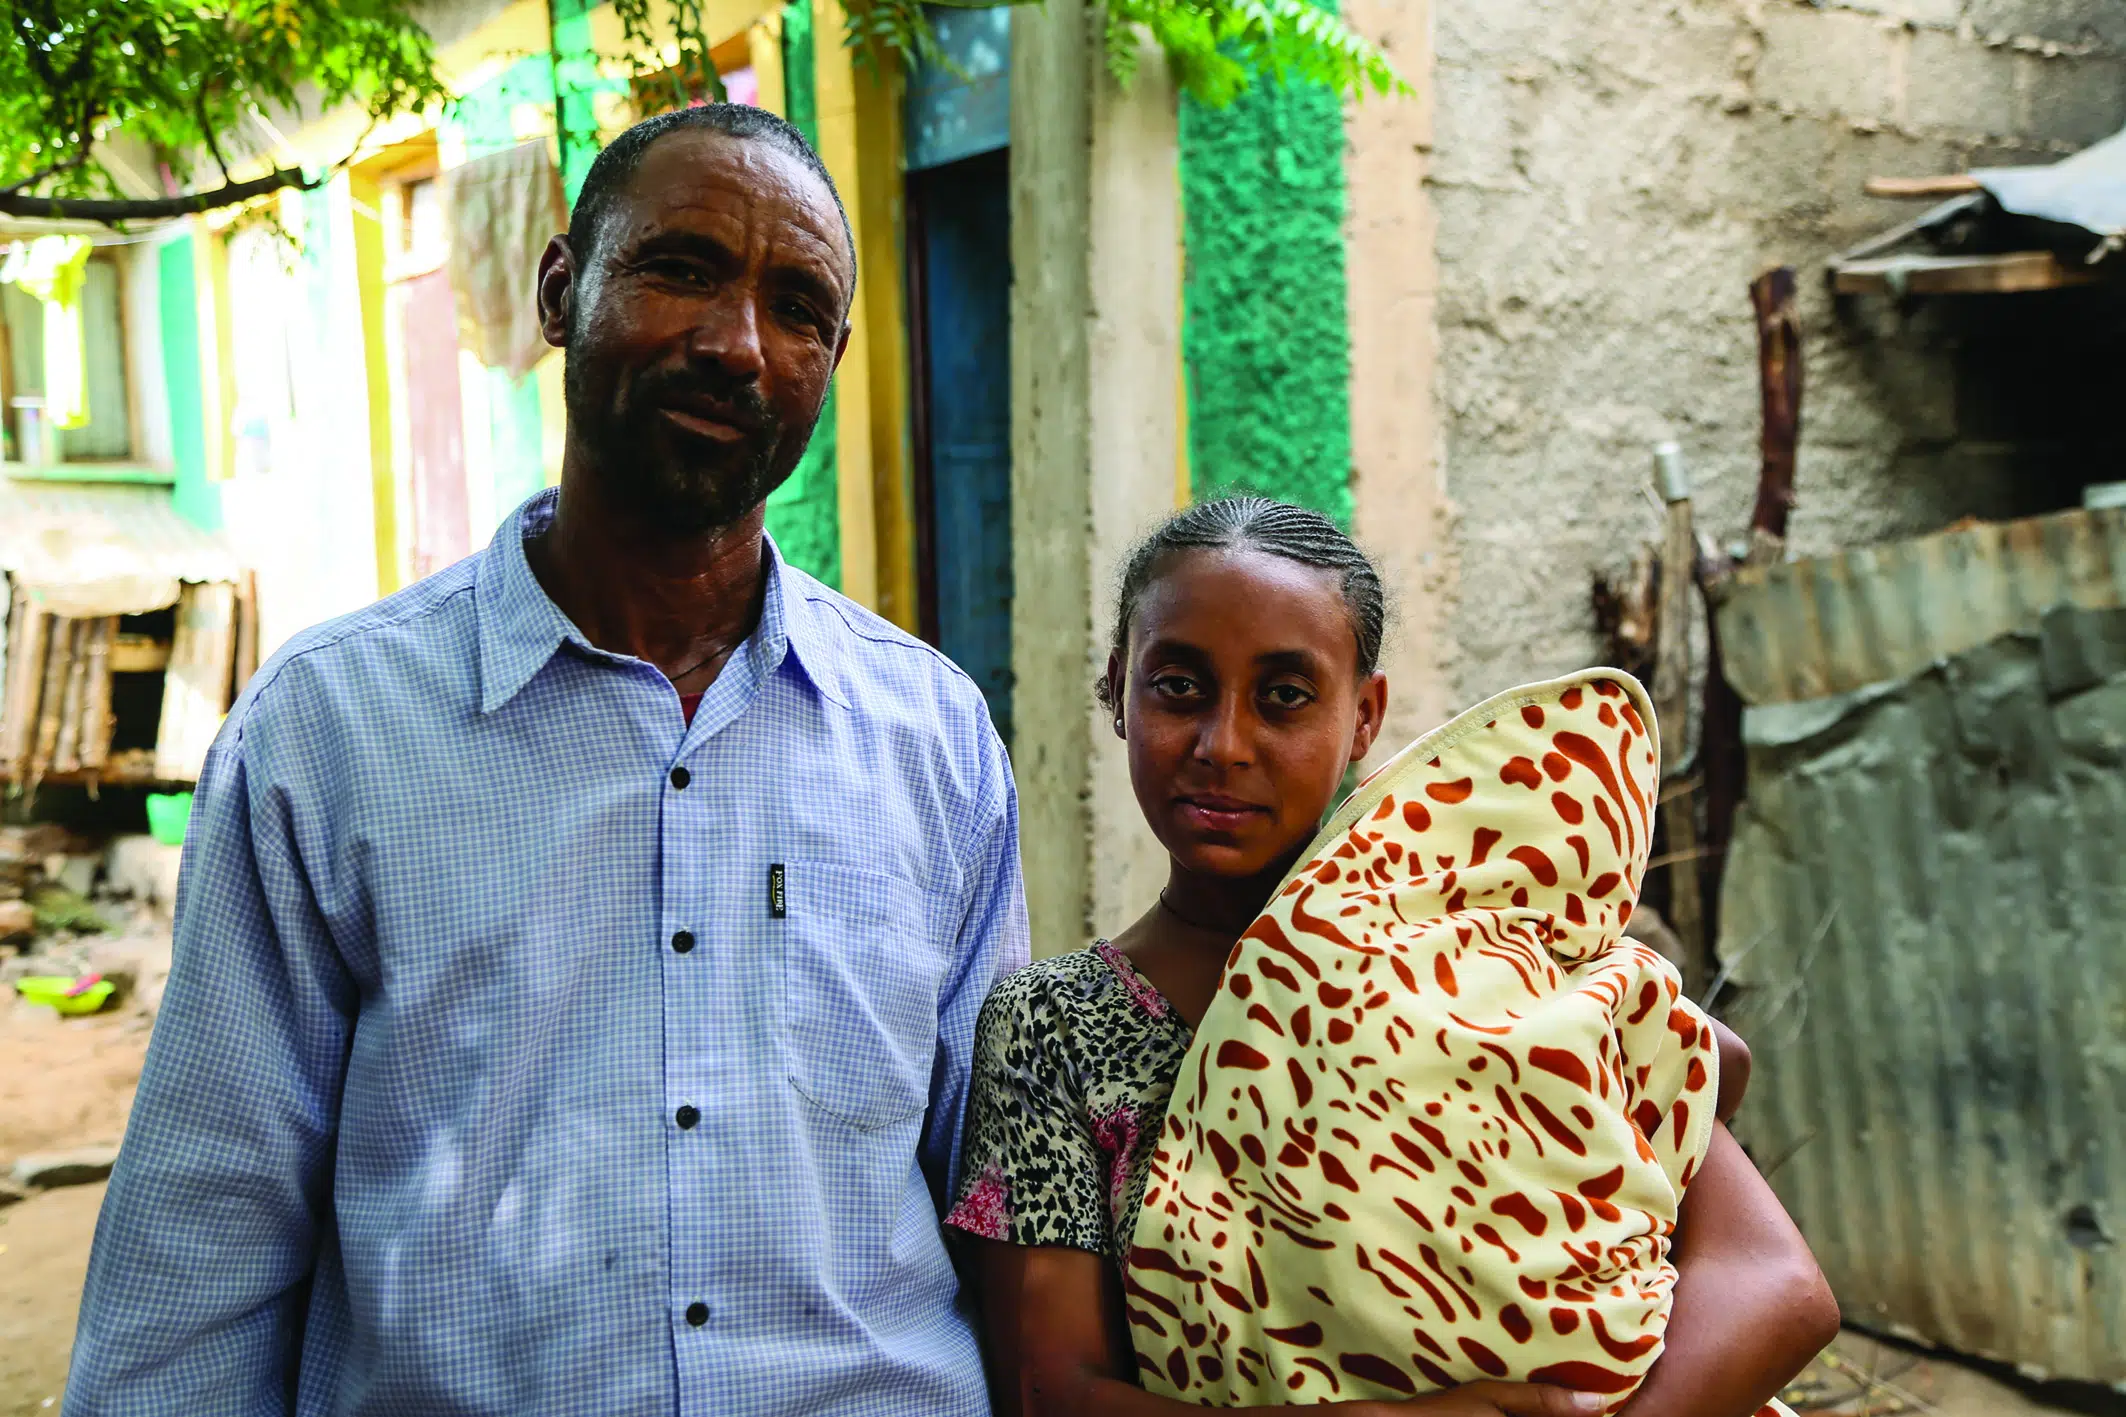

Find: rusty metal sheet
<box><xmin>1720</xmin><ymin>603</ymin><xmax>2126</xmax><ymax>1383</ymax></box>
<box><xmin>1715</xmin><ymin>507</ymin><xmax>2126</xmax><ymax>706</ymax></box>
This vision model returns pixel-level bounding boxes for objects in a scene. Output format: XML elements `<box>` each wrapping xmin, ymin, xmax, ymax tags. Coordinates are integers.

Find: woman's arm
<box><xmin>1711</xmin><ymin>1019</ymin><xmax>1752</xmax><ymax>1124</ymax></box>
<box><xmin>975</xmin><ymin>1241</ymin><xmax>1600</xmax><ymax>1417</ymax></box>
<box><xmin>1616</xmin><ymin>1125</ymin><xmax>1840</xmax><ymax>1417</ymax></box>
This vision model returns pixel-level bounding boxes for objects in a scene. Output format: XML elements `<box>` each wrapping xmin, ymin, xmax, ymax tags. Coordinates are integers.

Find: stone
<box><xmin>50</xmin><ymin>854</ymin><xmax>98</xmax><ymax>899</ymax></box>
<box><xmin>104</xmin><ymin>835</ymin><xmax>184</xmax><ymax>913</ymax></box>
<box><xmin>0</xmin><ymin>1177</ymin><xmax>30</xmax><ymax>1209</ymax></box>
<box><xmin>0</xmin><ymin>899</ymin><xmax>33</xmax><ymax>940</ymax></box>
<box><xmin>12</xmin><ymin>1145</ymin><xmax>121</xmax><ymax>1190</ymax></box>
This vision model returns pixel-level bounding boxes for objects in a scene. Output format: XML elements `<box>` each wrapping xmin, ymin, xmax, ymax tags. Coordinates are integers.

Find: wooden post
<box><xmin>155</xmin><ymin>582</ymin><xmax>237</xmax><ymax>783</ymax></box>
<box><xmin>29</xmin><ymin>616</ymin><xmax>76</xmax><ymax>794</ymax></box>
<box><xmin>1650</xmin><ymin>443</ymin><xmax>1710</xmax><ymax>1000</ymax></box>
<box><xmin>1747</xmin><ymin>266</ymin><xmax>1802</xmax><ymax>563</ymax></box>
<box><xmin>0</xmin><ymin>592</ymin><xmax>47</xmax><ymax>782</ymax></box>
<box><xmin>79</xmin><ymin>616</ymin><xmax>116</xmax><ymax>776</ymax></box>
<box><xmin>1697</xmin><ymin>266</ymin><xmax>1806</xmax><ymax>953</ymax></box>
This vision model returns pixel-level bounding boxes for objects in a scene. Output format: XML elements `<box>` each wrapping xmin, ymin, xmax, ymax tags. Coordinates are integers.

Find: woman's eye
<box><xmin>1264</xmin><ymin>683</ymin><xmax>1315</xmax><ymax>709</ymax></box>
<box><xmin>1151</xmin><ymin>673</ymin><xmax>1200</xmax><ymax>698</ymax></box>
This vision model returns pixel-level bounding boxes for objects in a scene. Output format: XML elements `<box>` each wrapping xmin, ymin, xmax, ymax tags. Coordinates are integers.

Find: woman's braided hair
<box><xmin>1097</xmin><ymin>496</ymin><xmax>1387</xmax><ymax>711</ymax></box>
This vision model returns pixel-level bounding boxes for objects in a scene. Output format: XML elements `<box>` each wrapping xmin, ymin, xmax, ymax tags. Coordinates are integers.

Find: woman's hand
<box><xmin>1354</xmin><ymin>1383</ymin><xmax>1606</xmax><ymax>1417</ymax></box>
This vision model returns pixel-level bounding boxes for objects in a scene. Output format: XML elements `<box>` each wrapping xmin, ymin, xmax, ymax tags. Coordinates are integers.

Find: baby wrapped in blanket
<box><xmin>1126</xmin><ymin>669</ymin><xmax>1743</xmax><ymax>1412</ymax></box>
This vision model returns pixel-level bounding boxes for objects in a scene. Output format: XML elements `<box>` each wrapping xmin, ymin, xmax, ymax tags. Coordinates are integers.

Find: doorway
<box><xmin>909</xmin><ymin>147</ymin><xmax>1013</xmax><ymax>744</ymax></box>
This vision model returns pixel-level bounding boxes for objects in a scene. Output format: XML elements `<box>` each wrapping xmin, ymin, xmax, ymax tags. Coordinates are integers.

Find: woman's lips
<box><xmin>1175</xmin><ymin>794</ymin><xmax>1269</xmax><ymax>833</ymax></box>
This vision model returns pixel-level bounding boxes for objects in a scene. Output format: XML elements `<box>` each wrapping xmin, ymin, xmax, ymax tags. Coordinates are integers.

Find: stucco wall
<box><xmin>1011</xmin><ymin>5</ymin><xmax>1185</xmax><ymax>956</ymax></box>
<box><xmin>1429</xmin><ymin>0</ymin><xmax>2126</xmax><ymax>708</ymax></box>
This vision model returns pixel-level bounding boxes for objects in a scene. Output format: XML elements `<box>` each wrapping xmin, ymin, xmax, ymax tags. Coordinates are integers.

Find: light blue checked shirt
<box><xmin>68</xmin><ymin>489</ymin><xmax>1028</xmax><ymax>1416</ymax></box>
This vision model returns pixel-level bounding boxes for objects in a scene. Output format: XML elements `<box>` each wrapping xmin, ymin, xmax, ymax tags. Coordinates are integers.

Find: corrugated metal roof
<box><xmin>1975</xmin><ymin>124</ymin><xmax>2126</xmax><ymax>243</ymax></box>
<box><xmin>1720</xmin><ymin>602</ymin><xmax>2126</xmax><ymax>1383</ymax></box>
<box><xmin>1715</xmin><ymin>506</ymin><xmax>2126</xmax><ymax>706</ymax></box>
<box><xmin>0</xmin><ymin>478</ymin><xmax>241</xmax><ymax>617</ymax></box>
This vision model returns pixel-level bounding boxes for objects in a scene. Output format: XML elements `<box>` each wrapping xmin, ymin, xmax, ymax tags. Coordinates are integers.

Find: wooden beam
<box><xmin>1864</xmin><ymin>174</ymin><xmax>1982</xmax><ymax>200</ymax></box>
<box><xmin>1832</xmin><ymin>250</ymin><xmax>2097</xmax><ymax>296</ymax></box>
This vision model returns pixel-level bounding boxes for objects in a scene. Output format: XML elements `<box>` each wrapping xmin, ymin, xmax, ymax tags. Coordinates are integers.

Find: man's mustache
<box><xmin>632</xmin><ymin>368</ymin><xmax>777</xmax><ymax>436</ymax></box>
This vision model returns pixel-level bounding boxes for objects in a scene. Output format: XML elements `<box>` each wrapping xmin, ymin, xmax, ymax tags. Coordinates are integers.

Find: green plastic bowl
<box><xmin>146</xmin><ymin>791</ymin><xmax>192</xmax><ymax>847</ymax></box>
<box><xmin>16</xmin><ymin>974</ymin><xmax>115</xmax><ymax>1016</ymax></box>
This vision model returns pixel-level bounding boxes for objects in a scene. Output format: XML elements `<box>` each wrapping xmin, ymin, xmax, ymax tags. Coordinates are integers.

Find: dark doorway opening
<box><xmin>908</xmin><ymin>146</ymin><xmax>1013</xmax><ymax>745</ymax></box>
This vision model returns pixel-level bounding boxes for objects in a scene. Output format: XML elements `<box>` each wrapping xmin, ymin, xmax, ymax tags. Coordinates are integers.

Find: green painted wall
<box><xmin>1179</xmin><ymin>65</ymin><xmax>1351</xmax><ymax>526</ymax></box>
<box><xmin>159</xmin><ymin>236</ymin><xmax>218</xmax><ymax>531</ymax></box>
<box><xmin>765</xmin><ymin>0</ymin><xmax>842</xmax><ymax>588</ymax></box>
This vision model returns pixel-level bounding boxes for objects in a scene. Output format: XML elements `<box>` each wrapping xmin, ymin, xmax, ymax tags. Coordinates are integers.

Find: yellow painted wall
<box><xmin>810</xmin><ymin>0</ymin><xmax>915</xmax><ymax>630</ymax></box>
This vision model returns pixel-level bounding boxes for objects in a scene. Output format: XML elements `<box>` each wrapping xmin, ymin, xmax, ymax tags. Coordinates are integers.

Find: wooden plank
<box><xmin>1864</xmin><ymin>174</ymin><xmax>1982</xmax><ymax>199</ymax></box>
<box><xmin>0</xmin><ymin>590</ymin><xmax>47</xmax><ymax>780</ymax></box>
<box><xmin>231</xmin><ymin>569</ymin><xmax>260</xmax><ymax>702</ymax></box>
<box><xmin>109</xmin><ymin>634</ymin><xmax>171</xmax><ymax>674</ymax></box>
<box><xmin>51</xmin><ymin>617</ymin><xmax>90</xmax><ymax>774</ymax></box>
<box><xmin>29</xmin><ymin>616</ymin><xmax>75</xmax><ymax>788</ymax></box>
<box><xmin>1650</xmin><ymin>445</ymin><xmax>1709</xmax><ymax>1001</ymax></box>
<box><xmin>78</xmin><ymin>616</ymin><xmax>115</xmax><ymax>772</ymax></box>
<box><xmin>1832</xmin><ymin>250</ymin><xmax>2097</xmax><ymax>296</ymax></box>
<box><xmin>154</xmin><ymin>581</ymin><xmax>236</xmax><ymax>783</ymax></box>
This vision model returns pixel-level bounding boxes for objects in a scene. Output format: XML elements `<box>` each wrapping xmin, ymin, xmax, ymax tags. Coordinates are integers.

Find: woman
<box><xmin>945</xmin><ymin>498</ymin><xmax>1838</xmax><ymax>1416</ymax></box>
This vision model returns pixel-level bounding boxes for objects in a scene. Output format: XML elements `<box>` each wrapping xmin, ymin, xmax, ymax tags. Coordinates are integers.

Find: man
<box><xmin>68</xmin><ymin>106</ymin><xmax>1027</xmax><ymax>1415</ymax></box>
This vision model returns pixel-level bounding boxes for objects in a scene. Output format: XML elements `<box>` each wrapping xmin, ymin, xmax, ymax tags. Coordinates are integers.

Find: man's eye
<box><xmin>774</xmin><ymin>298</ymin><xmax>828</xmax><ymax>331</ymax></box>
<box><xmin>648</xmin><ymin>259</ymin><xmax>709</xmax><ymax>283</ymax></box>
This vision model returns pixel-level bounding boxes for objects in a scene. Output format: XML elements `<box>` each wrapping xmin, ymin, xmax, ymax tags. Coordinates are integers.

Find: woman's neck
<box><xmin>1158</xmin><ymin>852</ymin><xmax>1304</xmax><ymax>940</ymax></box>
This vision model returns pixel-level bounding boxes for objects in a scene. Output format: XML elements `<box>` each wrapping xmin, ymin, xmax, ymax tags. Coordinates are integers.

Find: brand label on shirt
<box><xmin>768</xmin><ymin>863</ymin><xmax>787</xmax><ymax>918</ymax></box>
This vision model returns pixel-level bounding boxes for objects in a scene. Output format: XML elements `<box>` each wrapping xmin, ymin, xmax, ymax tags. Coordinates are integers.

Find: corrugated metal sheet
<box><xmin>1720</xmin><ymin>602</ymin><xmax>2126</xmax><ymax>1383</ymax></box>
<box><xmin>1716</xmin><ymin>506</ymin><xmax>2126</xmax><ymax>706</ymax></box>
<box><xmin>1975</xmin><ymin>123</ymin><xmax>2126</xmax><ymax>243</ymax></box>
<box><xmin>0</xmin><ymin>477</ymin><xmax>240</xmax><ymax>617</ymax></box>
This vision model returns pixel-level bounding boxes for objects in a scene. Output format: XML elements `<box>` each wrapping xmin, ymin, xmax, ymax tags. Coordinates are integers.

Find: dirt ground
<box><xmin>0</xmin><ymin>980</ymin><xmax>2114</xmax><ymax>1416</ymax></box>
<box><xmin>0</xmin><ymin>998</ymin><xmax>147</xmax><ymax>1417</ymax></box>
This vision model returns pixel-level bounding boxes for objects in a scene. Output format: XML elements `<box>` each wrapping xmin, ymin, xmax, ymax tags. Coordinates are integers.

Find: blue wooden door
<box><xmin>913</xmin><ymin>148</ymin><xmax>1013</xmax><ymax>744</ymax></box>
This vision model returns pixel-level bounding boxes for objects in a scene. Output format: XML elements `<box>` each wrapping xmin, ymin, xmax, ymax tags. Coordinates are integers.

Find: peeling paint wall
<box><xmin>1428</xmin><ymin>0</ymin><xmax>2126</xmax><ymax>707</ymax></box>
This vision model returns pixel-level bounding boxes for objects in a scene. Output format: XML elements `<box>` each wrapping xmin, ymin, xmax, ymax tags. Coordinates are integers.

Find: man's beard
<box><xmin>563</xmin><ymin>346</ymin><xmax>818</xmax><ymax>536</ymax></box>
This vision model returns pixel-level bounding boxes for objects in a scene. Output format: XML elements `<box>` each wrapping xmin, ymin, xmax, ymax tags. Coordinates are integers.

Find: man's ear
<box><xmin>538</xmin><ymin>234</ymin><xmax>576</xmax><ymax>347</ymax></box>
<box><xmin>831</xmin><ymin>320</ymin><xmax>852</xmax><ymax>373</ymax></box>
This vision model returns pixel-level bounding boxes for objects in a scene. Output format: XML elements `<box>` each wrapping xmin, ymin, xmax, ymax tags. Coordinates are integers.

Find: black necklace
<box><xmin>1159</xmin><ymin>889</ymin><xmax>1240</xmax><ymax>935</ymax></box>
<box><xmin>666</xmin><ymin>648</ymin><xmax>724</xmax><ymax>687</ymax></box>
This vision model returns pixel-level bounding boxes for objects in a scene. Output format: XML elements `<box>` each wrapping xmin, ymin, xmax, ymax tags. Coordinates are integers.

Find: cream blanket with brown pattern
<box><xmin>1127</xmin><ymin>670</ymin><xmax>1760</xmax><ymax>1412</ymax></box>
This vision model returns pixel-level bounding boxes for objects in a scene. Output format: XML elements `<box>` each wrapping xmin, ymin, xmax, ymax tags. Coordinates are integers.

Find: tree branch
<box><xmin>0</xmin><ymin>166</ymin><xmax>310</xmax><ymax>222</ymax></box>
<box><xmin>1</xmin><ymin>145</ymin><xmax>93</xmax><ymax>196</ymax></box>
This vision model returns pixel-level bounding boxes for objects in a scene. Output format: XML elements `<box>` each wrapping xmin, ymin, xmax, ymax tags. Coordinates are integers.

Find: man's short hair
<box><xmin>566</xmin><ymin>104</ymin><xmax>856</xmax><ymax>295</ymax></box>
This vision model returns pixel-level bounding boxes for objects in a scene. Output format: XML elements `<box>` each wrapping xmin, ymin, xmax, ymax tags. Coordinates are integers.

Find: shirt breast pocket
<box><xmin>777</xmin><ymin>861</ymin><xmax>948</xmax><ymax>1131</ymax></box>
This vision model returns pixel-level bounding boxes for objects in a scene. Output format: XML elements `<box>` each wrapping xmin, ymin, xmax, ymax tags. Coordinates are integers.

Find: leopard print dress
<box><xmin>945</xmin><ymin>941</ymin><xmax>1192</xmax><ymax>1262</ymax></box>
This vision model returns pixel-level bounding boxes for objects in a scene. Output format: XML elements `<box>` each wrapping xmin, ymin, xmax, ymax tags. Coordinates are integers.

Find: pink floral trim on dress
<box><xmin>1093</xmin><ymin>941</ymin><xmax>1170</xmax><ymax>1021</ymax></box>
<box><xmin>944</xmin><ymin>1163</ymin><xmax>1013</xmax><ymax>1240</ymax></box>
<box><xmin>1090</xmin><ymin>1105</ymin><xmax>1143</xmax><ymax>1219</ymax></box>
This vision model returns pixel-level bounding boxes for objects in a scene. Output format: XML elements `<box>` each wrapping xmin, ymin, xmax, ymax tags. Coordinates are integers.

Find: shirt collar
<box><xmin>475</xmin><ymin>488</ymin><xmax>850</xmax><ymax>713</ymax></box>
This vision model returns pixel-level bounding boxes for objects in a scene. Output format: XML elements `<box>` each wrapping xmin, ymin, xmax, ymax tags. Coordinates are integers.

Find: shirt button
<box><xmin>686</xmin><ymin>1301</ymin><xmax>709</xmax><ymax>1327</ymax></box>
<box><xmin>672</xmin><ymin>929</ymin><xmax>695</xmax><ymax>954</ymax></box>
<box><xmin>670</xmin><ymin>766</ymin><xmax>691</xmax><ymax>790</ymax></box>
<box><xmin>675</xmin><ymin>1105</ymin><xmax>700</xmax><ymax>1130</ymax></box>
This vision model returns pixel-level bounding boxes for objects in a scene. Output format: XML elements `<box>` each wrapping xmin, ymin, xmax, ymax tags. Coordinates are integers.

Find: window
<box><xmin>1</xmin><ymin>253</ymin><xmax>132</xmax><ymax>464</ymax></box>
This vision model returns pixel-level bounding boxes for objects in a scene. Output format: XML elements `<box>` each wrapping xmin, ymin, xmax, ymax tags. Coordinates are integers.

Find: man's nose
<box><xmin>686</xmin><ymin>289</ymin><xmax>766</xmax><ymax>381</ymax></box>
